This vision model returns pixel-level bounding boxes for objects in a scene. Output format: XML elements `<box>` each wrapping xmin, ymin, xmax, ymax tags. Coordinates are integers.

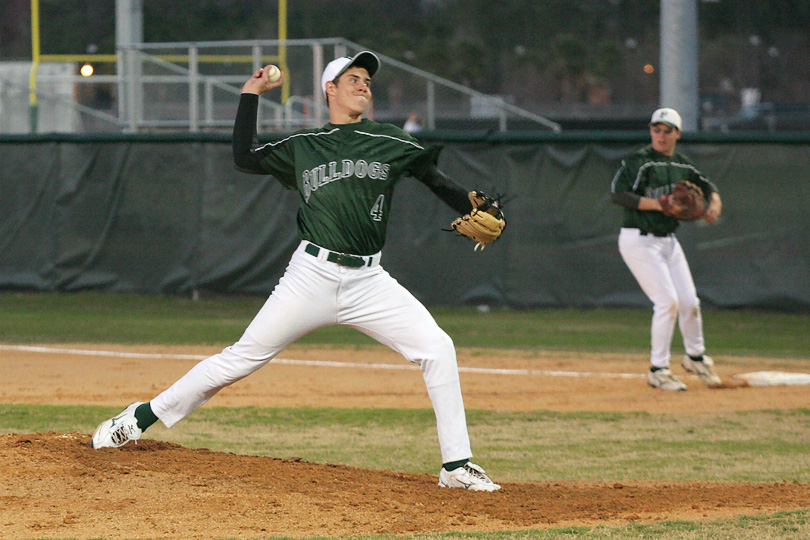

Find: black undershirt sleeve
<box><xmin>415</xmin><ymin>164</ymin><xmax>472</xmax><ymax>216</ymax></box>
<box><xmin>610</xmin><ymin>191</ymin><xmax>641</xmax><ymax>209</ymax></box>
<box><xmin>232</xmin><ymin>94</ymin><xmax>265</xmax><ymax>174</ymax></box>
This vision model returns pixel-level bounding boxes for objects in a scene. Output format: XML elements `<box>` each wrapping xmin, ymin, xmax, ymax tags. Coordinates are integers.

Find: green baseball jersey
<box><xmin>610</xmin><ymin>145</ymin><xmax>717</xmax><ymax>236</ymax></box>
<box><xmin>251</xmin><ymin>119</ymin><xmax>436</xmax><ymax>255</ymax></box>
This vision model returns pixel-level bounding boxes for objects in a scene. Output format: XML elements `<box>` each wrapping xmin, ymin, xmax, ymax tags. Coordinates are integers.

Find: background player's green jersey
<box><xmin>610</xmin><ymin>145</ymin><xmax>718</xmax><ymax>236</ymax></box>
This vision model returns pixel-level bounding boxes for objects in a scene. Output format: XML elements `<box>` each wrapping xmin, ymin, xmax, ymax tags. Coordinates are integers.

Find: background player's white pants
<box><xmin>618</xmin><ymin>228</ymin><xmax>706</xmax><ymax>368</ymax></box>
<box><xmin>151</xmin><ymin>241</ymin><xmax>472</xmax><ymax>463</ymax></box>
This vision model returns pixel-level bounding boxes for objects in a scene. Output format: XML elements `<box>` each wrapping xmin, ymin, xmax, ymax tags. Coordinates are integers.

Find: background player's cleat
<box><xmin>681</xmin><ymin>355</ymin><xmax>722</xmax><ymax>388</ymax></box>
<box><xmin>647</xmin><ymin>368</ymin><xmax>687</xmax><ymax>391</ymax></box>
<box><xmin>438</xmin><ymin>462</ymin><xmax>501</xmax><ymax>491</ymax></box>
<box><xmin>91</xmin><ymin>402</ymin><xmax>144</xmax><ymax>449</ymax></box>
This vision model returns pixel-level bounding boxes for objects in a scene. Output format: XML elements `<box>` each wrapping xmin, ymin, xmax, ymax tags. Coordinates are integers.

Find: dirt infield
<box><xmin>1</xmin><ymin>344</ymin><xmax>809</xmax><ymax>539</ymax></box>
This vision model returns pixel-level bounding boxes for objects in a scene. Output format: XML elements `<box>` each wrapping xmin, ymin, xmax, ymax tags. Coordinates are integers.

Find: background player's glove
<box><xmin>658</xmin><ymin>181</ymin><xmax>707</xmax><ymax>221</ymax></box>
<box><xmin>450</xmin><ymin>191</ymin><xmax>506</xmax><ymax>251</ymax></box>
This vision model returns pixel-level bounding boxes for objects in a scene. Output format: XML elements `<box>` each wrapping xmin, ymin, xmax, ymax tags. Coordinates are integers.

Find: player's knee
<box><xmin>435</xmin><ymin>330</ymin><xmax>455</xmax><ymax>355</ymax></box>
<box><xmin>417</xmin><ymin>331</ymin><xmax>459</xmax><ymax>385</ymax></box>
<box><xmin>655</xmin><ymin>299</ymin><xmax>679</xmax><ymax>321</ymax></box>
<box><xmin>440</xmin><ymin>326</ymin><xmax>454</xmax><ymax>344</ymax></box>
<box><xmin>419</xmin><ymin>330</ymin><xmax>454</xmax><ymax>358</ymax></box>
<box><xmin>680</xmin><ymin>296</ymin><xmax>701</xmax><ymax>315</ymax></box>
<box><xmin>410</xmin><ymin>329</ymin><xmax>455</xmax><ymax>363</ymax></box>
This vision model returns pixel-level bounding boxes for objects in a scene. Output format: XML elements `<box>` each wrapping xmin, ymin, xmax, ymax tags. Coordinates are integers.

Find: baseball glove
<box><xmin>658</xmin><ymin>181</ymin><xmax>707</xmax><ymax>221</ymax></box>
<box><xmin>450</xmin><ymin>191</ymin><xmax>506</xmax><ymax>251</ymax></box>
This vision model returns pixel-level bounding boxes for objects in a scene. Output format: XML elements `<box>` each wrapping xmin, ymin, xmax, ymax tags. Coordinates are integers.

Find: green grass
<box><xmin>4</xmin><ymin>406</ymin><xmax>810</xmax><ymax>539</ymax></box>
<box><xmin>3</xmin><ymin>405</ymin><xmax>810</xmax><ymax>484</ymax></box>
<box><xmin>1</xmin><ymin>292</ymin><xmax>809</xmax><ymax>357</ymax></box>
<box><xmin>2</xmin><ymin>292</ymin><xmax>809</xmax><ymax>540</ymax></box>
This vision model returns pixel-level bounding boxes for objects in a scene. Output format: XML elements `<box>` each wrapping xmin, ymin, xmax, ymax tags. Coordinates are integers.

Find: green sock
<box><xmin>442</xmin><ymin>458</ymin><xmax>469</xmax><ymax>471</ymax></box>
<box><xmin>134</xmin><ymin>402</ymin><xmax>159</xmax><ymax>432</ymax></box>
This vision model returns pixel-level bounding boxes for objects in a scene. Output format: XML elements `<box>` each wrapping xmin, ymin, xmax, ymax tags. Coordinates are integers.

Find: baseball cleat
<box><xmin>91</xmin><ymin>402</ymin><xmax>144</xmax><ymax>449</ymax></box>
<box><xmin>438</xmin><ymin>462</ymin><xmax>501</xmax><ymax>491</ymax></box>
<box><xmin>681</xmin><ymin>355</ymin><xmax>722</xmax><ymax>388</ymax></box>
<box><xmin>647</xmin><ymin>368</ymin><xmax>687</xmax><ymax>391</ymax></box>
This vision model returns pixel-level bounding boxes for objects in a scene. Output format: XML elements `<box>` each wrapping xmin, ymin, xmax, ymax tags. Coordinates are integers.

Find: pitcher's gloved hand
<box><xmin>450</xmin><ymin>191</ymin><xmax>506</xmax><ymax>250</ymax></box>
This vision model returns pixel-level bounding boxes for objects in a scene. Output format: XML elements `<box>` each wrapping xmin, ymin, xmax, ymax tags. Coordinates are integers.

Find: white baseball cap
<box><xmin>321</xmin><ymin>51</ymin><xmax>380</xmax><ymax>98</ymax></box>
<box><xmin>650</xmin><ymin>108</ymin><xmax>682</xmax><ymax>130</ymax></box>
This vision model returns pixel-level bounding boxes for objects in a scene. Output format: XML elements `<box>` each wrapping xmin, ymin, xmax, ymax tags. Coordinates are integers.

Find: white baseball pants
<box><xmin>618</xmin><ymin>228</ymin><xmax>706</xmax><ymax>368</ymax></box>
<box><xmin>151</xmin><ymin>241</ymin><xmax>473</xmax><ymax>463</ymax></box>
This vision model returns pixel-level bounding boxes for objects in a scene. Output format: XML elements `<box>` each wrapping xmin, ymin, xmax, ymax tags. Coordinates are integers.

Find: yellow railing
<box><xmin>39</xmin><ymin>54</ymin><xmax>281</xmax><ymax>64</ymax></box>
<box><xmin>29</xmin><ymin>0</ymin><xmax>290</xmax><ymax>131</ymax></box>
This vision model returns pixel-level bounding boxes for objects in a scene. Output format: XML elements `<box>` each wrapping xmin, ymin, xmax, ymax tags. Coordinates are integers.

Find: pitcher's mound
<box><xmin>4</xmin><ymin>432</ymin><xmax>810</xmax><ymax>540</ymax></box>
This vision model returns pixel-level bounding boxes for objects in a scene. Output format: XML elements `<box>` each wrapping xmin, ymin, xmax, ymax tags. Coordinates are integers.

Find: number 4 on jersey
<box><xmin>370</xmin><ymin>194</ymin><xmax>385</xmax><ymax>221</ymax></box>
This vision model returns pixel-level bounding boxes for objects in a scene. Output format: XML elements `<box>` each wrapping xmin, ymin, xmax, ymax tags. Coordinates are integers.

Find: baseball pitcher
<box><xmin>91</xmin><ymin>51</ymin><xmax>503</xmax><ymax>491</ymax></box>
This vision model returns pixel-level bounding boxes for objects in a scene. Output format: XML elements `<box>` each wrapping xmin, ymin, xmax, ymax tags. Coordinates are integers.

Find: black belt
<box><xmin>304</xmin><ymin>243</ymin><xmax>371</xmax><ymax>268</ymax></box>
<box><xmin>638</xmin><ymin>228</ymin><xmax>671</xmax><ymax>238</ymax></box>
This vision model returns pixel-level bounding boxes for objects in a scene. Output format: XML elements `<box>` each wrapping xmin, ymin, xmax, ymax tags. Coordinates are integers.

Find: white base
<box><xmin>734</xmin><ymin>371</ymin><xmax>810</xmax><ymax>387</ymax></box>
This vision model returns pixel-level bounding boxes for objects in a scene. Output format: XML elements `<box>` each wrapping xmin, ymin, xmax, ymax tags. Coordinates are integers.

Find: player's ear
<box><xmin>325</xmin><ymin>80</ymin><xmax>337</xmax><ymax>100</ymax></box>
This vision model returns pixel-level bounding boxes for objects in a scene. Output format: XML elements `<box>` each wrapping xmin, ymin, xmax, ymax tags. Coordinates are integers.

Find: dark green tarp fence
<box><xmin>2</xmin><ymin>132</ymin><xmax>809</xmax><ymax>310</ymax></box>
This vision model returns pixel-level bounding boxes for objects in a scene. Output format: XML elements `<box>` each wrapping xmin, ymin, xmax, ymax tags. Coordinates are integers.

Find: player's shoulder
<box><xmin>672</xmin><ymin>151</ymin><xmax>698</xmax><ymax>166</ymax></box>
<box><xmin>622</xmin><ymin>146</ymin><xmax>653</xmax><ymax>166</ymax></box>
<box><xmin>266</xmin><ymin>125</ymin><xmax>329</xmax><ymax>142</ymax></box>
<box><xmin>636</xmin><ymin>145</ymin><xmax>658</xmax><ymax>159</ymax></box>
<box><xmin>297</xmin><ymin>124</ymin><xmax>337</xmax><ymax>136</ymax></box>
<box><xmin>358</xmin><ymin>120</ymin><xmax>423</xmax><ymax>145</ymax></box>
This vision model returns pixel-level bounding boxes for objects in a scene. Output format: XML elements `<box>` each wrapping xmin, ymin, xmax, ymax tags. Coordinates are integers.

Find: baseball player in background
<box><xmin>91</xmin><ymin>51</ymin><xmax>501</xmax><ymax>491</ymax></box>
<box><xmin>610</xmin><ymin>108</ymin><xmax>723</xmax><ymax>391</ymax></box>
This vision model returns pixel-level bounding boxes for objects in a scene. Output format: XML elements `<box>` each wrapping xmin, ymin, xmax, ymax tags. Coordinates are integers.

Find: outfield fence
<box><xmin>1</xmin><ymin>132</ymin><xmax>808</xmax><ymax>310</ymax></box>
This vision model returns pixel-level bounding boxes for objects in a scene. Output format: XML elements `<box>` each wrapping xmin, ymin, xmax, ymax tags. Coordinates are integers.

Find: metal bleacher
<box><xmin>4</xmin><ymin>38</ymin><xmax>561</xmax><ymax>134</ymax></box>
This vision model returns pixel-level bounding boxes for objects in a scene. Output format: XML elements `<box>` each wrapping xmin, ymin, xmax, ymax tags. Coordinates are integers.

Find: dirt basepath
<box><xmin>1</xmin><ymin>344</ymin><xmax>809</xmax><ymax>539</ymax></box>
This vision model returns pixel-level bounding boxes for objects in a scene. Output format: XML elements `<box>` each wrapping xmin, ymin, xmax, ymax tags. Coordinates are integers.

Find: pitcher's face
<box><xmin>328</xmin><ymin>67</ymin><xmax>372</xmax><ymax>115</ymax></box>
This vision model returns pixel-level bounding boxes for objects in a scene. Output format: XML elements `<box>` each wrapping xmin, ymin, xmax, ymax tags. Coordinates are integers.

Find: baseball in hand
<box><xmin>264</xmin><ymin>65</ymin><xmax>281</xmax><ymax>83</ymax></box>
